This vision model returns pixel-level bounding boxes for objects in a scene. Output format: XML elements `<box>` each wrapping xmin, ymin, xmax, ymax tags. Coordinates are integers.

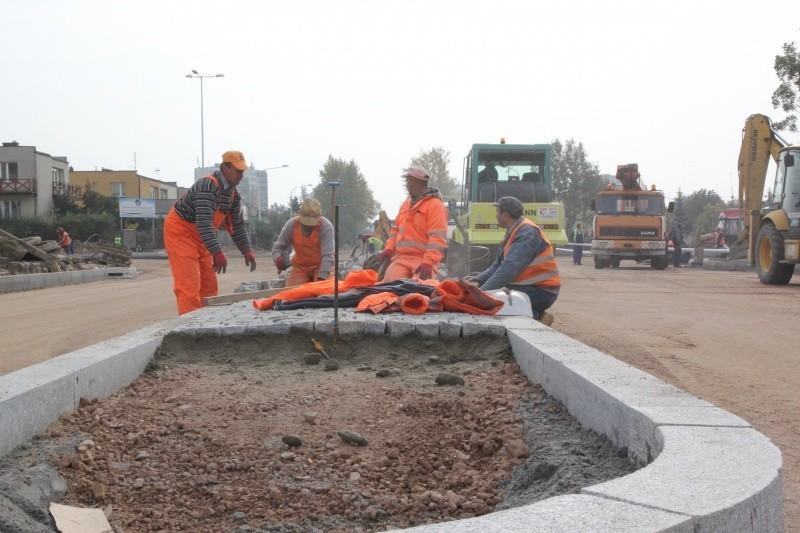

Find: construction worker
<box><xmin>272</xmin><ymin>197</ymin><xmax>334</xmax><ymax>287</ymax></box>
<box><xmin>56</xmin><ymin>227</ymin><xmax>73</xmax><ymax>255</ymax></box>
<box><xmin>465</xmin><ymin>196</ymin><xmax>560</xmax><ymax>325</ymax></box>
<box><xmin>379</xmin><ymin>166</ymin><xmax>448</xmax><ymax>281</ymax></box>
<box><xmin>359</xmin><ymin>233</ymin><xmax>384</xmax><ymax>255</ymax></box>
<box><xmin>164</xmin><ymin>150</ymin><xmax>256</xmax><ymax>315</ymax></box>
<box><xmin>670</xmin><ymin>223</ymin><xmax>685</xmax><ymax>267</ymax></box>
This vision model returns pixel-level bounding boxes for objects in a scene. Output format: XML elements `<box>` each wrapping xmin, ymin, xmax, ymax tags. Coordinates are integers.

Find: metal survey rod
<box><xmin>327</xmin><ymin>181</ymin><xmax>341</xmax><ymax>340</ymax></box>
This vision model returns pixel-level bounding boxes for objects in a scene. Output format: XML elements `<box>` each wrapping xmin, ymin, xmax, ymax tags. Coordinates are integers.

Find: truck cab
<box><xmin>446</xmin><ymin>142</ymin><xmax>567</xmax><ymax>277</ymax></box>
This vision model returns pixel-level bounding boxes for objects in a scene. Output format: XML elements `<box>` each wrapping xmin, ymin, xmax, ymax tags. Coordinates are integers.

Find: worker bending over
<box><xmin>466</xmin><ymin>196</ymin><xmax>560</xmax><ymax>325</ymax></box>
<box><xmin>272</xmin><ymin>197</ymin><xmax>334</xmax><ymax>287</ymax></box>
<box><xmin>380</xmin><ymin>166</ymin><xmax>448</xmax><ymax>281</ymax></box>
<box><xmin>164</xmin><ymin>150</ymin><xmax>256</xmax><ymax>315</ymax></box>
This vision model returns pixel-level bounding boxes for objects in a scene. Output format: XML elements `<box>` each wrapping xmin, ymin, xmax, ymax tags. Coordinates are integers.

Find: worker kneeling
<box><xmin>272</xmin><ymin>197</ymin><xmax>334</xmax><ymax>287</ymax></box>
<box><xmin>463</xmin><ymin>196</ymin><xmax>560</xmax><ymax>326</ymax></box>
<box><xmin>380</xmin><ymin>166</ymin><xmax>448</xmax><ymax>281</ymax></box>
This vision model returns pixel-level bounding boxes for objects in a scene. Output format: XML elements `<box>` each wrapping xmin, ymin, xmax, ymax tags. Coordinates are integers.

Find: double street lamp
<box><xmin>185</xmin><ymin>69</ymin><xmax>224</xmax><ymax>169</ymax></box>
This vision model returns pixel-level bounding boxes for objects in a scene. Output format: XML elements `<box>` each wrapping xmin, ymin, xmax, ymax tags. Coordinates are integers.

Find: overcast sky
<box><xmin>3</xmin><ymin>0</ymin><xmax>799</xmax><ymax>216</ymax></box>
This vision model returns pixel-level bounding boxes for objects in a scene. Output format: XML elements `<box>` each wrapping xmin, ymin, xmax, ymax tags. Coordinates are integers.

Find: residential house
<box><xmin>69</xmin><ymin>170</ymin><xmax>179</xmax><ymax>216</ymax></box>
<box><xmin>0</xmin><ymin>141</ymin><xmax>77</xmax><ymax>219</ymax></box>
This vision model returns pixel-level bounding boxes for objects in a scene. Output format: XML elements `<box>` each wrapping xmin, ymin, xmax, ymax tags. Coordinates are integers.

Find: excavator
<box><xmin>737</xmin><ymin>114</ymin><xmax>800</xmax><ymax>284</ymax></box>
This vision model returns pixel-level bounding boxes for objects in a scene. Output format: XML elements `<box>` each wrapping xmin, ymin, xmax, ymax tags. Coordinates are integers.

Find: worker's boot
<box><xmin>537</xmin><ymin>311</ymin><xmax>555</xmax><ymax>327</ymax></box>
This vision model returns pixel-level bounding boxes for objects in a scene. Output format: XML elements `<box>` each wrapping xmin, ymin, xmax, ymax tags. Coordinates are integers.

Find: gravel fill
<box><xmin>0</xmin><ymin>333</ymin><xmax>636</xmax><ymax>532</ymax></box>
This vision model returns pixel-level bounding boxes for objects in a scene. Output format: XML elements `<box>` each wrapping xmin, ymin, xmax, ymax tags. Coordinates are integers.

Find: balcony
<box><xmin>52</xmin><ymin>182</ymin><xmax>82</xmax><ymax>199</ymax></box>
<box><xmin>0</xmin><ymin>178</ymin><xmax>36</xmax><ymax>194</ymax></box>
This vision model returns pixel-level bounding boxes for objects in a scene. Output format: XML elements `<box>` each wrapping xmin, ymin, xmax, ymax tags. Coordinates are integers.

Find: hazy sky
<box><xmin>3</xmin><ymin>0</ymin><xmax>799</xmax><ymax>216</ymax></box>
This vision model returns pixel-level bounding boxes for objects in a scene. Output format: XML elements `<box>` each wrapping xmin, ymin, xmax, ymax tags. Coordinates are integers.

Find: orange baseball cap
<box><xmin>222</xmin><ymin>150</ymin><xmax>248</xmax><ymax>171</ymax></box>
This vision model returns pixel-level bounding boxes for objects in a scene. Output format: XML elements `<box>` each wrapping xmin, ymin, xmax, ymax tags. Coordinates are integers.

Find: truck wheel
<box><xmin>594</xmin><ymin>256</ymin><xmax>608</xmax><ymax>269</ymax></box>
<box><xmin>610</xmin><ymin>257</ymin><xmax>621</xmax><ymax>268</ymax></box>
<box><xmin>755</xmin><ymin>223</ymin><xmax>794</xmax><ymax>285</ymax></box>
<box><xmin>650</xmin><ymin>256</ymin><xmax>669</xmax><ymax>270</ymax></box>
<box><xmin>445</xmin><ymin>241</ymin><xmax>467</xmax><ymax>279</ymax></box>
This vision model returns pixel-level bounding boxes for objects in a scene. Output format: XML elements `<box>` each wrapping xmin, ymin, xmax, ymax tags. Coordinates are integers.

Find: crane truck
<box><xmin>590</xmin><ymin>164</ymin><xmax>674</xmax><ymax>270</ymax></box>
<box><xmin>445</xmin><ymin>140</ymin><xmax>568</xmax><ymax>277</ymax></box>
<box><xmin>737</xmin><ymin>114</ymin><xmax>800</xmax><ymax>284</ymax></box>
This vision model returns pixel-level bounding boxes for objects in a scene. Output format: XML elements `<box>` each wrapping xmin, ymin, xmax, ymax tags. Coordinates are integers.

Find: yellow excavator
<box><xmin>737</xmin><ymin>114</ymin><xmax>800</xmax><ymax>284</ymax></box>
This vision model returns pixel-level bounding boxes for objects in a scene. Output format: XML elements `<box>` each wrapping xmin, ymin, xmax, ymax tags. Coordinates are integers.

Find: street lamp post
<box><xmin>185</xmin><ymin>69</ymin><xmax>224</xmax><ymax>169</ymax></box>
<box><xmin>289</xmin><ymin>183</ymin><xmax>313</xmax><ymax>215</ymax></box>
<box><xmin>259</xmin><ymin>164</ymin><xmax>289</xmax><ymax>220</ymax></box>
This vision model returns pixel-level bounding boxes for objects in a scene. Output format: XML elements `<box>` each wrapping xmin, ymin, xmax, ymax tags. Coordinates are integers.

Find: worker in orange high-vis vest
<box><xmin>164</xmin><ymin>150</ymin><xmax>256</xmax><ymax>315</ymax></box>
<box><xmin>465</xmin><ymin>196</ymin><xmax>560</xmax><ymax>326</ymax></box>
<box><xmin>56</xmin><ymin>227</ymin><xmax>73</xmax><ymax>255</ymax></box>
<box><xmin>271</xmin><ymin>197</ymin><xmax>334</xmax><ymax>287</ymax></box>
<box><xmin>380</xmin><ymin>166</ymin><xmax>448</xmax><ymax>282</ymax></box>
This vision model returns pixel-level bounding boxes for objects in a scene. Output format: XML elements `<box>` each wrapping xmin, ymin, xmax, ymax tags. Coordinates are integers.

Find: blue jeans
<box><xmin>509</xmin><ymin>284</ymin><xmax>559</xmax><ymax>319</ymax></box>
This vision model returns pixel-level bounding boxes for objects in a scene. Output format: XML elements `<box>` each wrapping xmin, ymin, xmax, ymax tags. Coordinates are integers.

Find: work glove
<box><xmin>244</xmin><ymin>250</ymin><xmax>257</xmax><ymax>272</ymax></box>
<box><xmin>463</xmin><ymin>275</ymin><xmax>479</xmax><ymax>285</ymax></box>
<box><xmin>379</xmin><ymin>249</ymin><xmax>393</xmax><ymax>262</ymax></box>
<box><xmin>274</xmin><ymin>256</ymin><xmax>285</xmax><ymax>273</ymax></box>
<box><xmin>415</xmin><ymin>263</ymin><xmax>433</xmax><ymax>280</ymax></box>
<box><xmin>212</xmin><ymin>251</ymin><xmax>227</xmax><ymax>274</ymax></box>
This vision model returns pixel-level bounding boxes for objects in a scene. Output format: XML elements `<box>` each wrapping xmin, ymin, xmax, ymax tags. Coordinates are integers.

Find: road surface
<box><xmin>1</xmin><ymin>258</ymin><xmax>797</xmax><ymax>528</ymax></box>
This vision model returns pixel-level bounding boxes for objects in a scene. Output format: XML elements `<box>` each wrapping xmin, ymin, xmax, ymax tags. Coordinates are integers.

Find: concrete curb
<box><xmin>0</xmin><ymin>307</ymin><xmax>782</xmax><ymax>532</ymax></box>
<box><xmin>0</xmin><ymin>267</ymin><xmax>138</xmax><ymax>294</ymax></box>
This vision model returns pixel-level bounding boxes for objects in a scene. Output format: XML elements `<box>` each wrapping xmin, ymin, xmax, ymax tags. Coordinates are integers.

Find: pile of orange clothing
<box><xmin>254</xmin><ymin>270</ymin><xmax>503</xmax><ymax>316</ymax></box>
<box><xmin>253</xmin><ymin>270</ymin><xmax>378</xmax><ymax>311</ymax></box>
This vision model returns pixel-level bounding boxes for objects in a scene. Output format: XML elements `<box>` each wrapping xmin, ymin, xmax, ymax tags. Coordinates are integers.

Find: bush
<box><xmin>0</xmin><ymin>214</ymin><xmax>119</xmax><ymax>244</ymax></box>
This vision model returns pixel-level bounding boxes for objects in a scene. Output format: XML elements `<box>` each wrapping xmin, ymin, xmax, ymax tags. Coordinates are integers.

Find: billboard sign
<box><xmin>119</xmin><ymin>198</ymin><xmax>156</xmax><ymax>218</ymax></box>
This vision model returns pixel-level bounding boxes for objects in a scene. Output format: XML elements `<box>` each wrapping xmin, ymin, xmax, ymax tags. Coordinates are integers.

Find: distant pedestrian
<box><xmin>670</xmin><ymin>223</ymin><xmax>684</xmax><ymax>267</ymax></box>
<box><xmin>56</xmin><ymin>227</ymin><xmax>73</xmax><ymax>255</ymax></box>
<box><xmin>571</xmin><ymin>223</ymin><xmax>585</xmax><ymax>265</ymax></box>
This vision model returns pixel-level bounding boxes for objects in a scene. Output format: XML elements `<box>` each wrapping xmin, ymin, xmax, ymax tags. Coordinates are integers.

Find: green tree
<box><xmin>695</xmin><ymin>202</ymin><xmax>727</xmax><ymax>235</ymax></box>
<box><xmin>312</xmin><ymin>156</ymin><xmax>380</xmax><ymax>244</ymax></box>
<box><xmin>82</xmin><ymin>190</ymin><xmax>119</xmax><ymax>216</ymax></box>
<box><xmin>408</xmin><ymin>146</ymin><xmax>460</xmax><ymax>199</ymax></box>
<box><xmin>670</xmin><ymin>189</ymin><xmax>691</xmax><ymax>232</ymax></box>
<box><xmin>254</xmin><ymin>203</ymin><xmax>292</xmax><ymax>250</ymax></box>
<box><xmin>52</xmin><ymin>194</ymin><xmax>79</xmax><ymax>217</ymax></box>
<box><xmin>683</xmin><ymin>189</ymin><xmax>724</xmax><ymax>229</ymax></box>
<box><xmin>772</xmin><ymin>37</ymin><xmax>800</xmax><ymax>132</ymax></box>
<box><xmin>551</xmin><ymin>138</ymin><xmax>607</xmax><ymax>231</ymax></box>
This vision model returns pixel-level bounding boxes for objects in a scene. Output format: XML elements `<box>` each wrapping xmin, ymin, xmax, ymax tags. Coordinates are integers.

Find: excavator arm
<box><xmin>737</xmin><ymin>114</ymin><xmax>789</xmax><ymax>260</ymax></box>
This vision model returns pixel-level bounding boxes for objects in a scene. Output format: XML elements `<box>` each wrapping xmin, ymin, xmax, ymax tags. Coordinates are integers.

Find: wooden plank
<box><xmin>0</xmin><ymin>228</ymin><xmax>62</xmax><ymax>272</ymax></box>
<box><xmin>202</xmin><ymin>286</ymin><xmax>287</xmax><ymax>306</ymax></box>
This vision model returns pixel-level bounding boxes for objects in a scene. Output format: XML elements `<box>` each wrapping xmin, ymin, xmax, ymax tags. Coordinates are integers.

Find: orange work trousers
<box><xmin>164</xmin><ymin>210</ymin><xmax>219</xmax><ymax>315</ymax></box>
<box><xmin>285</xmin><ymin>263</ymin><xmax>330</xmax><ymax>288</ymax></box>
<box><xmin>382</xmin><ymin>254</ymin><xmax>438</xmax><ymax>282</ymax></box>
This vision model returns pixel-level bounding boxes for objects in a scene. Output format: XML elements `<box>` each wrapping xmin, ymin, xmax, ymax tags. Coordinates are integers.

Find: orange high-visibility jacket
<box><xmin>385</xmin><ymin>191</ymin><xmax>448</xmax><ymax>267</ymax></box>
<box><xmin>58</xmin><ymin>231</ymin><xmax>72</xmax><ymax>248</ymax></box>
<box><xmin>504</xmin><ymin>219</ymin><xmax>561</xmax><ymax>288</ymax></box>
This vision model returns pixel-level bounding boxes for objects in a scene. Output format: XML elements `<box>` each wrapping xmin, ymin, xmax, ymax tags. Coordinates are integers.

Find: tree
<box><xmin>52</xmin><ymin>194</ymin><xmax>79</xmax><ymax>217</ymax></box>
<box><xmin>408</xmin><ymin>147</ymin><xmax>460</xmax><ymax>199</ymax></box>
<box><xmin>772</xmin><ymin>38</ymin><xmax>800</xmax><ymax>132</ymax></box>
<box><xmin>312</xmin><ymin>156</ymin><xmax>380</xmax><ymax>244</ymax></box>
<box><xmin>551</xmin><ymin>139</ymin><xmax>607</xmax><ymax>232</ymax></box>
<box><xmin>669</xmin><ymin>189</ymin><xmax>691</xmax><ymax>233</ymax></box>
<box><xmin>82</xmin><ymin>190</ymin><xmax>119</xmax><ymax>216</ymax></box>
<box><xmin>683</xmin><ymin>189</ymin><xmax>724</xmax><ymax>229</ymax></box>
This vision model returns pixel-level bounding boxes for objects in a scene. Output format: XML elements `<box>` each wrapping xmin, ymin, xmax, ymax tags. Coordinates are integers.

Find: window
<box><xmin>51</xmin><ymin>167</ymin><xmax>65</xmax><ymax>184</ymax></box>
<box><xmin>160</xmin><ymin>188</ymin><xmax>168</xmax><ymax>199</ymax></box>
<box><xmin>1</xmin><ymin>162</ymin><xmax>19</xmax><ymax>181</ymax></box>
<box><xmin>0</xmin><ymin>201</ymin><xmax>22</xmax><ymax>220</ymax></box>
<box><xmin>111</xmin><ymin>182</ymin><xmax>125</xmax><ymax>197</ymax></box>
<box><xmin>150</xmin><ymin>186</ymin><xmax>158</xmax><ymax>199</ymax></box>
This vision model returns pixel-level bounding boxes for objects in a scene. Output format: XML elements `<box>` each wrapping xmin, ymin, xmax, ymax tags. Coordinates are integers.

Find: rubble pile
<box><xmin>0</xmin><ymin>229</ymin><xmax>132</xmax><ymax>276</ymax></box>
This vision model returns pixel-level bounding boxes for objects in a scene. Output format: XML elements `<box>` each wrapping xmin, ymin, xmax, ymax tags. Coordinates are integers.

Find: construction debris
<box><xmin>0</xmin><ymin>228</ymin><xmax>132</xmax><ymax>276</ymax></box>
